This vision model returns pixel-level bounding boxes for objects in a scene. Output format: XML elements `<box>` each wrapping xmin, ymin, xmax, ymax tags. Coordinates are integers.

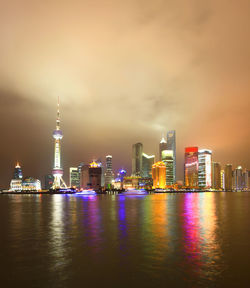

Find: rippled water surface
<box><xmin>1</xmin><ymin>192</ymin><xmax>250</xmax><ymax>287</ymax></box>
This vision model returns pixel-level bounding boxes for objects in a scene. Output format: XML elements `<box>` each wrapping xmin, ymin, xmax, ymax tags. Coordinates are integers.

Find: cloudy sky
<box><xmin>0</xmin><ymin>0</ymin><xmax>249</xmax><ymax>187</ymax></box>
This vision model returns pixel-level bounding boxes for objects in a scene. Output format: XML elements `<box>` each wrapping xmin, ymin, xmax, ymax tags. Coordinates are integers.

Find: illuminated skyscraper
<box><xmin>89</xmin><ymin>161</ymin><xmax>102</xmax><ymax>191</ymax></box>
<box><xmin>142</xmin><ymin>153</ymin><xmax>155</xmax><ymax>178</ymax></box>
<box><xmin>212</xmin><ymin>162</ymin><xmax>221</xmax><ymax>190</ymax></box>
<box><xmin>198</xmin><ymin>149</ymin><xmax>212</xmax><ymax>188</ymax></box>
<box><xmin>152</xmin><ymin>161</ymin><xmax>166</xmax><ymax>189</ymax></box>
<box><xmin>132</xmin><ymin>143</ymin><xmax>143</xmax><ymax>176</ymax></box>
<box><xmin>184</xmin><ymin>147</ymin><xmax>199</xmax><ymax>188</ymax></box>
<box><xmin>104</xmin><ymin>155</ymin><xmax>114</xmax><ymax>188</ymax></box>
<box><xmin>52</xmin><ymin>98</ymin><xmax>67</xmax><ymax>189</ymax></box>
<box><xmin>10</xmin><ymin>162</ymin><xmax>23</xmax><ymax>191</ymax></box>
<box><xmin>69</xmin><ymin>167</ymin><xmax>80</xmax><ymax>188</ymax></box>
<box><xmin>233</xmin><ymin>166</ymin><xmax>243</xmax><ymax>191</ymax></box>
<box><xmin>162</xmin><ymin>150</ymin><xmax>174</xmax><ymax>186</ymax></box>
<box><xmin>13</xmin><ymin>161</ymin><xmax>23</xmax><ymax>180</ymax></box>
<box><xmin>166</xmin><ymin>131</ymin><xmax>176</xmax><ymax>183</ymax></box>
<box><xmin>225</xmin><ymin>164</ymin><xmax>233</xmax><ymax>191</ymax></box>
<box><xmin>220</xmin><ymin>169</ymin><xmax>225</xmax><ymax>190</ymax></box>
<box><xmin>159</xmin><ymin>136</ymin><xmax>167</xmax><ymax>161</ymax></box>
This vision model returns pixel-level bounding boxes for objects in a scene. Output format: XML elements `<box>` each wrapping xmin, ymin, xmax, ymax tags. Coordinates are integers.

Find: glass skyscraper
<box><xmin>198</xmin><ymin>149</ymin><xmax>212</xmax><ymax>188</ymax></box>
<box><xmin>132</xmin><ymin>143</ymin><xmax>143</xmax><ymax>176</ymax></box>
<box><xmin>162</xmin><ymin>150</ymin><xmax>174</xmax><ymax>186</ymax></box>
<box><xmin>184</xmin><ymin>147</ymin><xmax>199</xmax><ymax>188</ymax></box>
<box><xmin>166</xmin><ymin>131</ymin><xmax>176</xmax><ymax>183</ymax></box>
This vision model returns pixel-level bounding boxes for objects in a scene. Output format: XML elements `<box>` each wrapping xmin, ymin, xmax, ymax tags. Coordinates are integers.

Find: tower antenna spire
<box><xmin>52</xmin><ymin>97</ymin><xmax>67</xmax><ymax>189</ymax></box>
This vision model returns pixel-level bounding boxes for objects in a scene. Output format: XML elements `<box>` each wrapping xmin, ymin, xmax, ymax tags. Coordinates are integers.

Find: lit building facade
<box><xmin>10</xmin><ymin>162</ymin><xmax>23</xmax><ymax>191</ymax></box>
<box><xmin>220</xmin><ymin>169</ymin><xmax>225</xmax><ymax>190</ymax></box>
<box><xmin>89</xmin><ymin>161</ymin><xmax>102</xmax><ymax>191</ymax></box>
<box><xmin>69</xmin><ymin>167</ymin><xmax>80</xmax><ymax>188</ymax></box>
<box><xmin>233</xmin><ymin>166</ymin><xmax>243</xmax><ymax>191</ymax></box>
<box><xmin>123</xmin><ymin>176</ymin><xmax>140</xmax><ymax>189</ymax></box>
<box><xmin>198</xmin><ymin>149</ymin><xmax>212</xmax><ymax>188</ymax></box>
<box><xmin>132</xmin><ymin>143</ymin><xmax>143</xmax><ymax>176</ymax></box>
<box><xmin>104</xmin><ymin>155</ymin><xmax>114</xmax><ymax>188</ymax></box>
<box><xmin>152</xmin><ymin>161</ymin><xmax>166</xmax><ymax>189</ymax></box>
<box><xmin>162</xmin><ymin>150</ymin><xmax>174</xmax><ymax>186</ymax></box>
<box><xmin>159</xmin><ymin>136</ymin><xmax>167</xmax><ymax>161</ymax></box>
<box><xmin>22</xmin><ymin>177</ymin><xmax>41</xmax><ymax>191</ymax></box>
<box><xmin>52</xmin><ymin>98</ymin><xmax>67</xmax><ymax>189</ymax></box>
<box><xmin>166</xmin><ymin>130</ymin><xmax>176</xmax><ymax>183</ymax></box>
<box><xmin>225</xmin><ymin>164</ymin><xmax>233</xmax><ymax>191</ymax></box>
<box><xmin>212</xmin><ymin>162</ymin><xmax>221</xmax><ymax>190</ymax></box>
<box><xmin>142</xmin><ymin>153</ymin><xmax>155</xmax><ymax>178</ymax></box>
<box><xmin>184</xmin><ymin>147</ymin><xmax>199</xmax><ymax>188</ymax></box>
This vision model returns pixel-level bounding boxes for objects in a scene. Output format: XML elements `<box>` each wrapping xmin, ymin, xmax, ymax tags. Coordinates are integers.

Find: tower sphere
<box><xmin>53</xmin><ymin>129</ymin><xmax>63</xmax><ymax>140</ymax></box>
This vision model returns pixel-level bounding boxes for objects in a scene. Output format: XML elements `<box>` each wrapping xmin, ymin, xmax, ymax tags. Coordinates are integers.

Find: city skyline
<box><xmin>0</xmin><ymin>1</ymin><xmax>250</xmax><ymax>187</ymax></box>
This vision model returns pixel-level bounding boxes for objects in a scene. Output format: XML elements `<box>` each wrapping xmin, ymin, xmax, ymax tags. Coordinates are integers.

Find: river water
<box><xmin>0</xmin><ymin>192</ymin><xmax>250</xmax><ymax>287</ymax></box>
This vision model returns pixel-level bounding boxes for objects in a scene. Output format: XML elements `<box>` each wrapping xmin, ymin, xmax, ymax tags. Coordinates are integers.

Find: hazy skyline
<box><xmin>0</xmin><ymin>0</ymin><xmax>249</xmax><ymax>187</ymax></box>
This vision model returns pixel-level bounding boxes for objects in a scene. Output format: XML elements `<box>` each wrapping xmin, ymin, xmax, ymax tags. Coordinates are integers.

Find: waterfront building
<box><xmin>104</xmin><ymin>155</ymin><xmax>114</xmax><ymax>189</ymax></box>
<box><xmin>44</xmin><ymin>174</ymin><xmax>54</xmax><ymax>189</ymax></box>
<box><xmin>212</xmin><ymin>162</ymin><xmax>221</xmax><ymax>190</ymax></box>
<box><xmin>69</xmin><ymin>167</ymin><xmax>80</xmax><ymax>188</ymax></box>
<box><xmin>52</xmin><ymin>97</ymin><xmax>67</xmax><ymax>189</ymax></box>
<box><xmin>166</xmin><ymin>130</ymin><xmax>176</xmax><ymax>183</ymax></box>
<box><xmin>184</xmin><ymin>147</ymin><xmax>199</xmax><ymax>188</ymax></box>
<box><xmin>162</xmin><ymin>150</ymin><xmax>174</xmax><ymax>186</ymax></box>
<box><xmin>10</xmin><ymin>179</ymin><xmax>22</xmax><ymax>191</ymax></box>
<box><xmin>198</xmin><ymin>149</ymin><xmax>212</xmax><ymax>188</ymax></box>
<box><xmin>123</xmin><ymin>176</ymin><xmax>140</xmax><ymax>189</ymax></box>
<box><xmin>142</xmin><ymin>153</ymin><xmax>155</xmax><ymax>178</ymax></box>
<box><xmin>22</xmin><ymin>177</ymin><xmax>41</xmax><ymax>191</ymax></box>
<box><xmin>152</xmin><ymin>161</ymin><xmax>166</xmax><ymax>189</ymax></box>
<box><xmin>132</xmin><ymin>143</ymin><xmax>143</xmax><ymax>176</ymax></box>
<box><xmin>225</xmin><ymin>164</ymin><xmax>233</xmax><ymax>191</ymax></box>
<box><xmin>89</xmin><ymin>161</ymin><xmax>102</xmax><ymax>191</ymax></box>
<box><xmin>159</xmin><ymin>136</ymin><xmax>167</xmax><ymax>161</ymax></box>
<box><xmin>220</xmin><ymin>169</ymin><xmax>225</xmax><ymax>190</ymax></box>
<box><xmin>80</xmin><ymin>164</ymin><xmax>90</xmax><ymax>189</ymax></box>
<box><xmin>233</xmin><ymin>166</ymin><xmax>243</xmax><ymax>191</ymax></box>
<box><xmin>139</xmin><ymin>177</ymin><xmax>153</xmax><ymax>189</ymax></box>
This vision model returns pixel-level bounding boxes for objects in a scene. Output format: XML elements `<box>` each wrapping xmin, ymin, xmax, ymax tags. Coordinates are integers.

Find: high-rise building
<box><xmin>184</xmin><ymin>147</ymin><xmax>199</xmax><ymax>188</ymax></box>
<box><xmin>132</xmin><ymin>143</ymin><xmax>143</xmax><ymax>176</ymax></box>
<box><xmin>52</xmin><ymin>97</ymin><xmax>67</xmax><ymax>189</ymax></box>
<box><xmin>233</xmin><ymin>166</ymin><xmax>243</xmax><ymax>191</ymax></box>
<box><xmin>152</xmin><ymin>161</ymin><xmax>166</xmax><ymax>189</ymax></box>
<box><xmin>10</xmin><ymin>162</ymin><xmax>23</xmax><ymax>191</ymax></box>
<box><xmin>242</xmin><ymin>169</ymin><xmax>249</xmax><ymax>190</ymax></box>
<box><xmin>225</xmin><ymin>164</ymin><xmax>233</xmax><ymax>191</ymax></box>
<box><xmin>162</xmin><ymin>150</ymin><xmax>174</xmax><ymax>186</ymax></box>
<box><xmin>44</xmin><ymin>174</ymin><xmax>54</xmax><ymax>190</ymax></box>
<box><xmin>89</xmin><ymin>161</ymin><xmax>102</xmax><ymax>191</ymax></box>
<box><xmin>13</xmin><ymin>161</ymin><xmax>23</xmax><ymax>180</ymax></box>
<box><xmin>142</xmin><ymin>153</ymin><xmax>155</xmax><ymax>178</ymax></box>
<box><xmin>69</xmin><ymin>167</ymin><xmax>80</xmax><ymax>188</ymax></box>
<box><xmin>80</xmin><ymin>164</ymin><xmax>90</xmax><ymax>189</ymax></box>
<box><xmin>198</xmin><ymin>149</ymin><xmax>212</xmax><ymax>188</ymax></box>
<box><xmin>159</xmin><ymin>136</ymin><xmax>167</xmax><ymax>161</ymax></box>
<box><xmin>166</xmin><ymin>131</ymin><xmax>176</xmax><ymax>183</ymax></box>
<box><xmin>104</xmin><ymin>155</ymin><xmax>114</xmax><ymax>188</ymax></box>
<box><xmin>220</xmin><ymin>169</ymin><xmax>225</xmax><ymax>190</ymax></box>
<box><xmin>212</xmin><ymin>162</ymin><xmax>221</xmax><ymax>190</ymax></box>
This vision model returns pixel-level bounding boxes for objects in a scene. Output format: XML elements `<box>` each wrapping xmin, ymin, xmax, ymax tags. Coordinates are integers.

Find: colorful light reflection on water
<box><xmin>2</xmin><ymin>192</ymin><xmax>250</xmax><ymax>287</ymax></box>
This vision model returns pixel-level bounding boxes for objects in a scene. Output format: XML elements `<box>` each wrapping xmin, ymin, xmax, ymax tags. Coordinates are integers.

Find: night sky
<box><xmin>0</xmin><ymin>0</ymin><xmax>249</xmax><ymax>188</ymax></box>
